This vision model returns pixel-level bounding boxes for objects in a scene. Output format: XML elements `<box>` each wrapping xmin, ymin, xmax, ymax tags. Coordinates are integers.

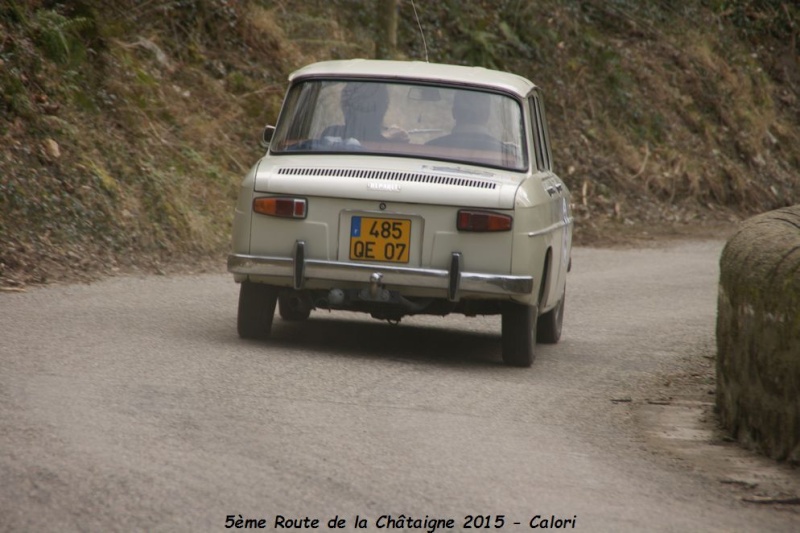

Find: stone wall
<box><xmin>716</xmin><ymin>205</ymin><xmax>800</xmax><ymax>463</ymax></box>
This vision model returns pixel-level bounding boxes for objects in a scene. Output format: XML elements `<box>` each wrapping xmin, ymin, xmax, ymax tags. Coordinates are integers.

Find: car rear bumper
<box><xmin>227</xmin><ymin>241</ymin><xmax>532</xmax><ymax>302</ymax></box>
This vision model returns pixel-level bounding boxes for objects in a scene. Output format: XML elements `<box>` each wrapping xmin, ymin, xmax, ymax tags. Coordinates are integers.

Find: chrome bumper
<box><xmin>227</xmin><ymin>241</ymin><xmax>532</xmax><ymax>301</ymax></box>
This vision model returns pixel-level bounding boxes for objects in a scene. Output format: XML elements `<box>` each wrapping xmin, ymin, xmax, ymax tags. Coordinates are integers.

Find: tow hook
<box><xmin>369</xmin><ymin>272</ymin><xmax>383</xmax><ymax>298</ymax></box>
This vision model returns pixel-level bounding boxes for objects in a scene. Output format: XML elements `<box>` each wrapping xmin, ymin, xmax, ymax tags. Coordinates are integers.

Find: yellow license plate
<box><xmin>349</xmin><ymin>216</ymin><xmax>411</xmax><ymax>263</ymax></box>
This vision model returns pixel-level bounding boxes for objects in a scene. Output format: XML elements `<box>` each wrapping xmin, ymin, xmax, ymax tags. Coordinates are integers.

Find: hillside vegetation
<box><xmin>1</xmin><ymin>0</ymin><xmax>798</xmax><ymax>286</ymax></box>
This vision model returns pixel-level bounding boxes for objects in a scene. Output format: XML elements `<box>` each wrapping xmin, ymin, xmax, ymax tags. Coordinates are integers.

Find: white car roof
<box><xmin>288</xmin><ymin>59</ymin><xmax>536</xmax><ymax>98</ymax></box>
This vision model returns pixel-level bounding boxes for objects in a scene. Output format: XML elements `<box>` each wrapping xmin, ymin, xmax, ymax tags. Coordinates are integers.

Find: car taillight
<box><xmin>456</xmin><ymin>210</ymin><xmax>512</xmax><ymax>232</ymax></box>
<box><xmin>253</xmin><ymin>197</ymin><xmax>307</xmax><ymax>219</ymax></box>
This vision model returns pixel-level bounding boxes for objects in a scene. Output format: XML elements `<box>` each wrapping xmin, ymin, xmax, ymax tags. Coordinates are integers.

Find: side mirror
<box><xmin>261</xmin><ymin>125</ymin><xmax>276</xmax><ymax>148</ymax></box>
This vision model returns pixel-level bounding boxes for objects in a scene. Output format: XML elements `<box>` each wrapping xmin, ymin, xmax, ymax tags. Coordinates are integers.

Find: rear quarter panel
<box><xmin>510</xmin><ymin>171</ymin><xmax>571</xmax><ymax>308</ymax></box>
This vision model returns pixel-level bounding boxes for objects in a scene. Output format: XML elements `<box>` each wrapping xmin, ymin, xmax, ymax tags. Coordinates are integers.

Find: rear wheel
<box><xmin>237</xmin><ymin>281</ymin><xmax>278</xmax><ymax>339</ymax></box>
<box><xmin>537</xmin><ymin>286</ymin><xmax>565</xmax><ymax>344</ymax></box>
<box><xmin>501</xmin><ymin>302</ymin><xmax>538</xmax><ymax>367</ymax></box>
<box><xmin>278</xmin><ymin>293</ymin><xmax>311</xmax><ymax>321</ymax></box>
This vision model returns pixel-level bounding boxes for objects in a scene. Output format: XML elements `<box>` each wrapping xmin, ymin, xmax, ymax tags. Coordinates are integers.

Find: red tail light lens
<box><xmin>253</xmin><ymin>197</ymin><xmax>307</xmax><ymax>219</ymax></box>
<box><xmin>457</xmin><ymin>210</ymin><xmax>512</xmax><ymax>232</ymax></box>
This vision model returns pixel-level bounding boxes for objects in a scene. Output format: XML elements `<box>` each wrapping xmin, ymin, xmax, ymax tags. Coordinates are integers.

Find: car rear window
<box><xmin>271</xmin><ymin>79</ymin><xmax>527</xmax><ymax>171</ymax></box>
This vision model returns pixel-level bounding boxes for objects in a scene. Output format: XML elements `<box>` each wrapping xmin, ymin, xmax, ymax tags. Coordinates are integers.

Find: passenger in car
<box><xmin>426</xmin><ymin>91</ymin><xmax>499</xmax><ymax>150</ymax></box>
<box><xmin>321</xmin><ymin>82</ymin><xmax>408</xmax><ymax>143</ymax></box>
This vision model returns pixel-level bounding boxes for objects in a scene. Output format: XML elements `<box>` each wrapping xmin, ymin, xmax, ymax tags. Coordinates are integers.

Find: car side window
<box><xmin>530</xmin><ymin>93</ymin><xmax>551</xmax><ymax>172</ymax></box>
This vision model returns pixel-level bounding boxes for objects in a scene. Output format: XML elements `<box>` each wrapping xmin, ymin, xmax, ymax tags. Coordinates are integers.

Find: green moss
<box><xmin>86</xmin><ymin>158</ymin><xmax>119</xmax><ymax>197</ymax></box>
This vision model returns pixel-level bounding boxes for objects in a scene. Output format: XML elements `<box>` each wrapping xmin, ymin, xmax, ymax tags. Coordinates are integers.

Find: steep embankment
<box><xmin>1</xmin><ymin>0</ymin><xmax>798</xmax><ymax>286</ymax></box>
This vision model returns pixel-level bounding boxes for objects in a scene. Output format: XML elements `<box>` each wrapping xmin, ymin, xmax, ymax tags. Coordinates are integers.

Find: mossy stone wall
<box><xmin>716</xmin><ymin>205</ymin><xmax>800</xmax><ymax>462</ymax></box>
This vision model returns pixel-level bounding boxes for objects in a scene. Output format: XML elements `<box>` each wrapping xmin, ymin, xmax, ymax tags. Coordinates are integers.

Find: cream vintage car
<box><xmin>228</xmin><ymin>59</ymin><xmax>572</xmax><ymax>367</ymax></box>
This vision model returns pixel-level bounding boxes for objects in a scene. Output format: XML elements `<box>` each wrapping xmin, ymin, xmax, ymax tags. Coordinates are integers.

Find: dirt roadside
<box><xmin>633</xmin><ymin>348</ymin><xmax>800</xmax><ymax>513</ymax></box>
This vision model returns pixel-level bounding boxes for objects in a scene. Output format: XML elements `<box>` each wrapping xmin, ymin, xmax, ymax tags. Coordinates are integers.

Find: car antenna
<box><xmin>410</xmin><ymin>0</ymin><xmax>429</xmax><ymax>62</ymax></box>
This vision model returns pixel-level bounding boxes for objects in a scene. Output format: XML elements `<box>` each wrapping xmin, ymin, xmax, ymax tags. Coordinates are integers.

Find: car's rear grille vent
<box><xmin>276</xmin><ymin>167</ymin><xmax>497</xmax><ymax>190</ymax></box>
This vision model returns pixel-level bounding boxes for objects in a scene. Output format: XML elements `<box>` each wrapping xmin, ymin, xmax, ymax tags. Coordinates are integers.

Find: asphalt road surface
<box><xmin>1</xmin><ymin>240</ymin><xmax>798</xmax><ymax>532</ymax></box>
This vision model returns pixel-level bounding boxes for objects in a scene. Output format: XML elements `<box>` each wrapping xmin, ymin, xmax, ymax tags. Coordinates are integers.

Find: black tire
<box><xmin>537</xmin><ymin>286</ymin><xmax>565</xmax><ymax>344</ymax></box>
<box><xmin>501</xmin><ymin>302</ymin><xmax>538</xmax><ymax>367</ymax></box>
<box><xmin>237</xmin><ymin>281</ymin><xmax>278</xmax><ymax>339</ymax></box>
<box><xmin>278</xmin><ymin>293</ymin><xmax>311</xmax><ymax>321</ymax></box>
